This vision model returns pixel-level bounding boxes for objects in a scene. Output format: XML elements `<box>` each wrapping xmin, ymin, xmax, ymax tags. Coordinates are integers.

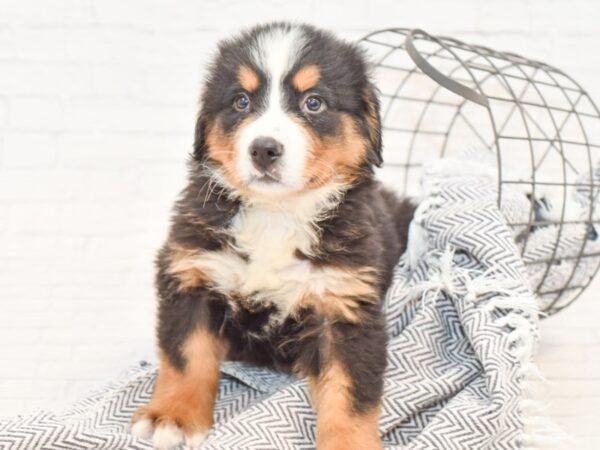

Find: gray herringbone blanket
<box><xmin>2</xmin><ymin>159</ymin><xmax>582</xmax><ymax>450</ymax></box>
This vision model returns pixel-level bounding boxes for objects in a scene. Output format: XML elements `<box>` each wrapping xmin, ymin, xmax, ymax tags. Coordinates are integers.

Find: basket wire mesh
<box><xmin>360</xmin><ymin>28</ymin><xmax>600</xmax><ymax>315</ymax></box>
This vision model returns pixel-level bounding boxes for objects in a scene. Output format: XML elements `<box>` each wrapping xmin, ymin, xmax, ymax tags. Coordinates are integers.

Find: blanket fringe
<box><xmin>412</xmin><ymin>246</ymin><xmax>570</xmax><ymax>449</ymax></box>
<box><xmin>520</xmin><ymin>361</ymin><xmax>571</xmax><ymax>450</ymax></box>
<box><xmin>476</xmin><ymin>272</ymin><xmax>571</xmax><ymax>450</ymax></box>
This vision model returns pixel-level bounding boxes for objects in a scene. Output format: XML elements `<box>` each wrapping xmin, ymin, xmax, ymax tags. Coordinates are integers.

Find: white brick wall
<box><xmin>0</xmin><ymin>0</ymin><xmax>599</xmax><ymax>442</ymax></box>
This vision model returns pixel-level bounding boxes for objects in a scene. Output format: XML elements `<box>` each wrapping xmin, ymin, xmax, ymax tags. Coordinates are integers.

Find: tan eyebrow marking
<box><xmin>292</xmin><ymin>64</ymin><xmax>321</xmax><ymax>92</ymax></box>
<box><xmin>238</xmin><ymin>65</ymin><xmax>260</xmax><ymax>92</ymax></box>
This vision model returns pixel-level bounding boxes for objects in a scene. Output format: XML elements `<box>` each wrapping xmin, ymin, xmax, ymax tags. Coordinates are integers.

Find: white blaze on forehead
<box><xmin>236</xmin><ymin>26</ymin><xmax>310</xmax><ymax>194</ymax></box>
<box><xmin>252</xmin><ymin>26</ymin><xmax>305</xmax><ymax>104</ymax></box>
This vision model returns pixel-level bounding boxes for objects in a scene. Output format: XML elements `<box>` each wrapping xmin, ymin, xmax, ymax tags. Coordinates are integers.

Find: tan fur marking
<box><xmin>300</xmin><ymin>266</ymin><xmax>379</xmax><ymax>323</ymax></box>
<box><xmin>167</xmin><ymin>245</ymin><xmax>208</xmax><ymax>291</ymax></box>
<box><xmin>238</xmin><ymin>65</ymin><xmax>260</xmax><ymax>92</ymax></box>
<box><xmin>206</xmin><ymin>121</ymin><xmax>235</xmax><ymax>166</ymax></box>
<box><xmin>206</xmin><ymin>120</ymin><xmax>247</xmax><ymax>189</ymax></box>
<box><xmin>133</xmin><ymin>328</ymin><xmax>225</xmax><ymax>434</ymax></box>
<box><xmin>292</xmin><ymin>65</ymin><xmax>321</xmax><ymax>92</ymax></box>
<box><xmin>303</xmin><ymin>114</ymin><xmax>369</xmax><ymax>188</ymax></box>
<box><xmin>310</xmin><ymin>360</ymin><xmax>382</xmax><ymax>450</ymax></box>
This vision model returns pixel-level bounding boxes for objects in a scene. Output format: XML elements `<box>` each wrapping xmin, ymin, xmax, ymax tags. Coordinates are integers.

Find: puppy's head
<box><xmin>194</xmin><ymin>23</ymin><xmax>382</xmax><ymax>198</ymax></box>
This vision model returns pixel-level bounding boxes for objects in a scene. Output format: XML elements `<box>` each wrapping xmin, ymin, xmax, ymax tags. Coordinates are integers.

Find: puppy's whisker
<box><xmin>194</xmin><ymin>162</ymin><xmax>224</xmax><ymax>203</ymax></box>
<box><xmin>310</xmin><ymin>158</ymin><xmax>337</xmax><ymax>175</ymax></box>
<box><xmin>205</xmin><ymin>150</ymin><xmax>233</xmax><ymax>157</ymax></box>
<box><xmin>203</xmin><ymin>171</ymin><xmax>224</xmax><ymax>208</ymax></box>
<box><xmin>311</xmin><ymin>157</ymin><xmax>336</xmax><ymax>171</ymax></box>
<box><xmin>307</xmin><ymin>159</ymin><xmax>338</xmax><ymax>186</ymax></box>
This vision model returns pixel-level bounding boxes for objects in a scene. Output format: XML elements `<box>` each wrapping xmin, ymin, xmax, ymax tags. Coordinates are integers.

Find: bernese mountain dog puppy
<box><xmin>130</xmin><ymin>22</ymin><xmax>415</xmax><ymax>450</ymax></box>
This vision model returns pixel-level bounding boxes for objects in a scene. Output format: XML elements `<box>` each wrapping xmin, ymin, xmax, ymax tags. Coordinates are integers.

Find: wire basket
<box><xmin>359</xmin><ymin>28</ymin><xmax>600</xmax><ymax>315</ymax></box>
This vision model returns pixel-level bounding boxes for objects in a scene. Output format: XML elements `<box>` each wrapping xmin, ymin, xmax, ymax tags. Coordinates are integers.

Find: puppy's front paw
<box><xmin>130</xmin><ymin>408</ymin><xmax>208</xmax><ymax>450</ymax></box>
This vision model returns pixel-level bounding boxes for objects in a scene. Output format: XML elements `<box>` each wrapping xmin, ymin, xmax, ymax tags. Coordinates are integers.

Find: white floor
<box><xmin>537</xmin><ymin>275</ymin><xmax>600</xmax><ymax>449</ymax></box>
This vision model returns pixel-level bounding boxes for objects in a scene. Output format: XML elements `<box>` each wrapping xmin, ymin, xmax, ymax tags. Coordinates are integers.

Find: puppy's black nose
<box><xmin>249</xmin><ymin>137</ymin><xmax>284</xmax><ymax>172</ymax></box>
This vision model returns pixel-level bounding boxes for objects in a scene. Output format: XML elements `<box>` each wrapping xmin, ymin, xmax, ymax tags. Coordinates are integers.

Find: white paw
<box><xmin>153</xmin><ymin>421</ymin><xmax>185</xmax><ymax>450</ymax></box>
<box><xmin>185</xmin><ymin>432</ymin><xmax>208</xmax><ymax>449</ymax></box>
<box><xmin>130</xmin><ymin>416</ymin><xmax>155</xmax><ymax>440</ymax></box>
<box><xmin>131</xmin><ymin>413</ymin><xmax>209</xmax><ymax>450</ymax></box>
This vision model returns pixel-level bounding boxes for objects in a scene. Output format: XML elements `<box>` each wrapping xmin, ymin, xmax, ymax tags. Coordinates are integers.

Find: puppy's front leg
<box><xmin>131</xmin><ymin>278</ymin><xmax>227</xmax><ymax>449</ymax></box>
<box><xmin>309</xmin><ymin>320</ymin><xmax>386</xmax><ymax>450</ymax></box>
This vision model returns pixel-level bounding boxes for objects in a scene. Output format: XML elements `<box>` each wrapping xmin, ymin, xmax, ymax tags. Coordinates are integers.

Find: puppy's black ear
<box><xmin>193</xmin><ymin>112</ymin><xmax>209</xmax><ymax>161</ymax></box>
<box><xmin>362</xmin><ymin>82</ymin><xmax>383</xmax><ymax>167</ymax></box>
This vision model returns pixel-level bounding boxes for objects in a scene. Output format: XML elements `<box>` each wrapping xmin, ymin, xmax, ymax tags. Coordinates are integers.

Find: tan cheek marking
<box><xmin>137</xmin><ymin>328</ymin><xmax>226</xmax><ymax>434</ymax></box>
<box><xmin>206</xmin><ymin>119</ymin><xmax>251</xmax><ymax>190</ymax></box>
<box><xmin>292</xmin><ymin>64</ymin><xmax>321</xmax><ymax>92</ymax></box>
<box><xmin>206</xmin><ymin>121</ymin><xmax>235</xmax><ymax>166</ymax></box>
<box><xmin>303</xmin><ymin>114</ymin><xmax>369</xmax><ymax>188</ymax></box>
<box><xmin>301</xmin><ymin>266</ymin><xmax>379</xmax><ymax>323</ymax></box>
<box><xmin>238</xmin><ymin>65</ymin><xmax>260</xmax><ymax>92</ymax></box>
<box><xmin>310</xmin><ymin>360</ymin><xmax>382</xmax><ymax>450</ymax></box>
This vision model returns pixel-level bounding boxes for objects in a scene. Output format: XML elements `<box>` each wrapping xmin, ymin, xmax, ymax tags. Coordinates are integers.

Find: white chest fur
<box><xmin>193</xmin><ymin>185</ymin><xmax>345</xmax><ymax>319</ymax></box>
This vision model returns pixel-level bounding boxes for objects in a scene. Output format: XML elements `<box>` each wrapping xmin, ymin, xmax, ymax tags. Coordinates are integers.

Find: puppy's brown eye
<box><xmin>303</xmin><ymin>95</ymin><xmax>325</xmax><ymax>114</ymax></box>
<box><xmin>234</xmin><ymin>93</ymin><xmax>250</xmax><ymax>112</ymax></box>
